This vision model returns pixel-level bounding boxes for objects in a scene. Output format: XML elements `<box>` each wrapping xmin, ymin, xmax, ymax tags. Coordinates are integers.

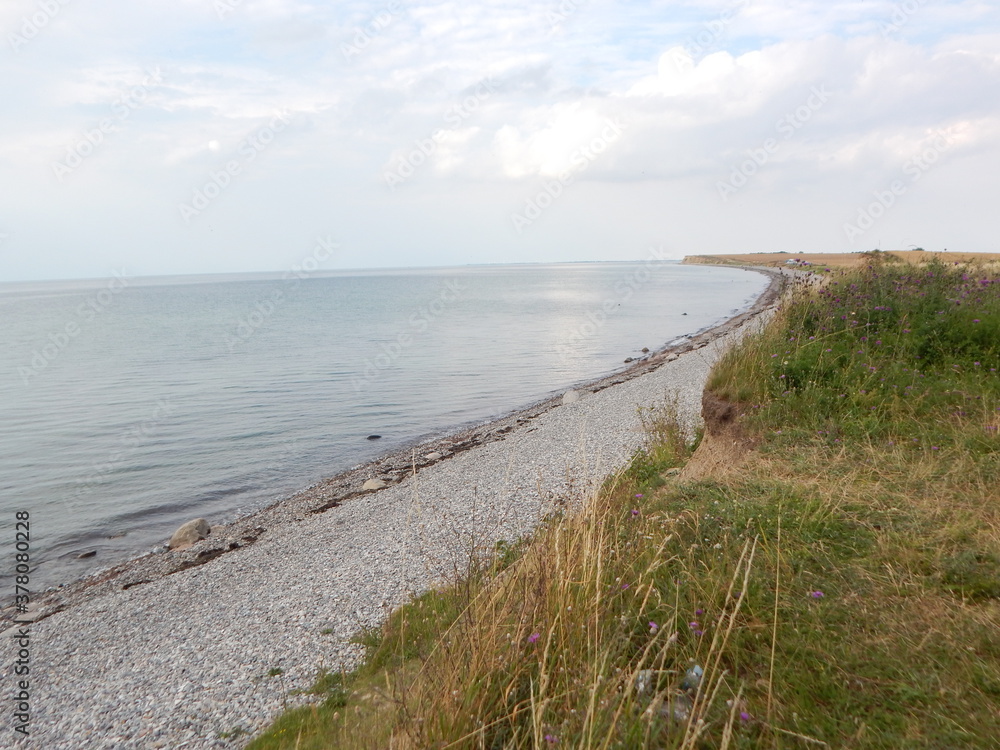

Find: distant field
<box><xmin>683</xmin><ymin>251</ymin><xmax>1000</xmax><ymax>268</ymax></box>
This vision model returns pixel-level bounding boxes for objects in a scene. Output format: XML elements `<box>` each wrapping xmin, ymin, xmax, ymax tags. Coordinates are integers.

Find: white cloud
<box><xmin>3</xmin><ymin>0</ymin><xmax>1000</xmax><ymax>280</ymax></box>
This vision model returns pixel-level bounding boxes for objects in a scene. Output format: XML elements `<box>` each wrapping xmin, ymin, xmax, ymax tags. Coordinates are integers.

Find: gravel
<box><xmin>0</xmin><ymin>275</ymin><xmax>779</xmax><ymax>749</ymax></box>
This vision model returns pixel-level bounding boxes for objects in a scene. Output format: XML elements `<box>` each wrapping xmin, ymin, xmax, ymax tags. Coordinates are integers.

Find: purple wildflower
<box><xmin>809</xmin><ymin>590</ymin><xmax>824</xmax><ymax>599</ymax></box>
<box><xmin>528</xmin><ymin>632</ymin><xmax>540</xmax><ymax>644</ymax></box>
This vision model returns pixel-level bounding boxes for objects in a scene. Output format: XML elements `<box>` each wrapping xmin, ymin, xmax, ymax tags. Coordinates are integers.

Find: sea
<box><xmin>0</xmin><ymin>261</ymin><xmax>768</xmax><ymax>593</ymax></box>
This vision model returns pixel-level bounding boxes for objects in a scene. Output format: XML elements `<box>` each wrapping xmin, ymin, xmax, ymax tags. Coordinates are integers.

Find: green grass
<box><xmin>247</xmin><ymin>257</ymin><xmax>1000</xmax><ymax>749</ymax></box>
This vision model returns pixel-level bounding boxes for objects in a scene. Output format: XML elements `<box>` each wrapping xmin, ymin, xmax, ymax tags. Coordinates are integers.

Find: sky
<box><xmin>1</xmin><ymin>0</ymin><xmax>999</xmax><ymax>282</ymax></box>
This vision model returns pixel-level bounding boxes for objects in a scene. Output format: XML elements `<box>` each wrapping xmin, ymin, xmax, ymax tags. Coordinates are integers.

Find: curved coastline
<box><xmin>4</xmin><ymin>262</ymin><xmax>771</xmax><ymax>601</ymax></box>
<box><xmin>0</xmin><ymin>265</ymin><xmax>784</xmax><ymax>749</ymax></box>
<box><xmin>8</xmin><ymin>266</ymin><xmax>782</xmax><ymax>617</ymax></box>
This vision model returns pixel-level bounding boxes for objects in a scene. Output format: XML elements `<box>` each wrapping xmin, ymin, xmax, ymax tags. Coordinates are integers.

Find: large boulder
<box><xmin>169</xmin><ymin>518</ymin><xmax>211</xmax><ymax>550</ymax></box>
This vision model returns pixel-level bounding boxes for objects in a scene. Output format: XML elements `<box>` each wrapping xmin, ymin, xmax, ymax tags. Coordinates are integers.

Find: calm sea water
<box><xmin>0</xmin><ymin>262</ymin><xmax>767</xmax><ymax>592</ymax></box>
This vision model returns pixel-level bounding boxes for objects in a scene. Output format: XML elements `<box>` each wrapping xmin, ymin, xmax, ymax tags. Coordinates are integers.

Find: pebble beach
<box><xmin>1</xmin><ymin>269</ymin><xmax>781</xmax><ymax>749</ymax></box>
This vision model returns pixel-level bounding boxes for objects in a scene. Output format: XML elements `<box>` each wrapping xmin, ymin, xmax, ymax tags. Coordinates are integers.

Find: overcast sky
<box><xmin>2</xmin><ymin>0</ymin><xmax>998</xmax><ymax>281</ymax></box>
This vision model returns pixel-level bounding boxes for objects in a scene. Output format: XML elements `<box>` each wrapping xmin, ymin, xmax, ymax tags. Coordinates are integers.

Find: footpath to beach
<box><xmin>1</xmin><ymin>269</ymin><xmax>783</xmax><ymax>749</ymax></box>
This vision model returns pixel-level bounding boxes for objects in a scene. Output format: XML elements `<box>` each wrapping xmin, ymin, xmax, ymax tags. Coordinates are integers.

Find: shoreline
<box><xmin>1</xmin><ymin>266</ymin><xmax>784</xmax><ymax>629</ymax></box>
<box><xmin>0</xmin><ymin>265</ymin><xmax>785</xmax><ymax>749</ymax></box>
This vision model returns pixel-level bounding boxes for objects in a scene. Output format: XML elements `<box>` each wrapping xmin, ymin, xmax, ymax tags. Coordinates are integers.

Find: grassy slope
<box><xmin>248</xmin><ymin>256</ymin><xmax>1000</xmax><ymax>749</ymax></box>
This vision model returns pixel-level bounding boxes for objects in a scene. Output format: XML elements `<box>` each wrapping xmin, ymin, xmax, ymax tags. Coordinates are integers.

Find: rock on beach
<box><xmin>168</xmin><ymin>518</ymin><xmax>211</xmax><ymax>550</ymax></box>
